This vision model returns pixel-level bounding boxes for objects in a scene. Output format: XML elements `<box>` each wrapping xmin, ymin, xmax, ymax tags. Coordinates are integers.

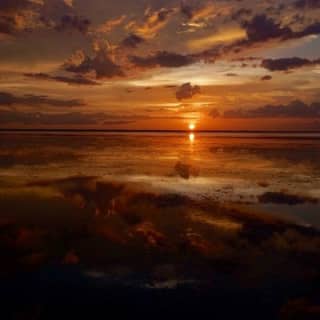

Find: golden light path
<box><xmin>189</xmin><ymin>133</ymin><xmax>195</xmax><ymax>143</ymax></box>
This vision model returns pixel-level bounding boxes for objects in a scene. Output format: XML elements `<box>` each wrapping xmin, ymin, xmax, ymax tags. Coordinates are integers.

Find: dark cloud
<box><xmin>209</xmin><ymin>108</ymin><xmax>220</xmax><ymax>118</ymax></box>
<box><xmin>39</xmin><ymin>0</ymin><xmax>73</xmax><ymax>22</ymax></box>
<box><xmin>0</xmin><ymin>0</ymin><xmax>95</xmax><ymax>69</ymax></box>
<box><xmin>242</xmin><ymin>14</ymin><xmax>292</xmax><ymax>43</ymax></box>
<box><xmin>146</xmin><ymin>6</ymin><xmax>174</xmax><ymax>20</ymax></box>
<box><xmin>0</xmin><ymin>0</ymin><xmax>37</xmax><ymax>36</ymax></box>
<box><xmin>45</xmin><ymin>11</ymin><xmax>320</xmax><ymax>79</ymax></box>
<box><xmin>211</xmin><ymin>100</ymin><xmax>320</xmax><ymax>118</ymax></box>
<box><xmin>206</xmin><ymin>14</ymin><xmax>320</xmax><ymax>60</ymax></box>
<box><xmin>261</xmin><ymin>75</ymin><xmax>272</xmax><ymax>81</ymax></box>
<box><xmin>261</xmin><ymin>57</ymin><xmax>320</xmax><ymax>71</ymax></box>
<box><xmin>24</xmin><ymin>73</ymin><xmax>100</xmax><ymax>86</ymax></box>
<box><xmin>64</xmin><ymin>48</ymin><xmax>124</xmax><ymax>79</ymax></box>
<box><xmin>232</xmin><ymin>57</ymin><xmax>261</xmax><ymax>62</ymax></box>
<box><xmin>225</xmin><ymin>73</ymin><xmax>238</xmax><ymax>77</ymax></box>
<box><xmin>294</xmin><ymin>0</ymin><xmax>320</xmax><ymax>8</ymax></box>
<box><xmin>0</xmin><ymin>108</ymin><xmax>173</xmax><ymax>126</ymax></box>
<box><xmin>39</xmin><ymin>0</ymin><xmax>93</xmax><ymax>35</ymax></box>
<box><xmin>254</xmin><ymin>14</ymin><xmax>320</xmax><ymax>41</ymax></box>
<box><xmin>231</xmin><ymin>8</ymin><xmax>252</xmax><ymax>21</ymax></box>
<box><xmin>0</xmin><ymin>0</ymin><xmax>31</xmax><ymax>12</ymax></box>
<box><xmin>0</xmin><ymin>110</ymin><xmax>106</xmax><ymax>125</ymax></box>
<box><xmin>0</xmin><ymin>91</ymin><xmax>84</xmax><ymax>107</ymax></box>
<box><xmin>55</xmin><ymin>15</ymin><xmax>91</xmax><ymax>34</ymax></box>
<box><xmin>180</xmin><ymin>1</ymin><xmax>196</xmax><ymax>20</ymax></box>
<box><xmin>0</xmin><ymin>0</ymin><xmax>91</xmax><ymax>37</ymax></box>
<box><xmin>129</xmin><ymin>51</ymin><xmax>194</xmax><ymax>68</ymax></box>
<box><xmin>175</xmin><ymin>83</ymin><xmax>200</xmax><ymax>100</ymax></box>
<box><xmin>121</xmin><ymin>33</ymin><xmax>145</xmax><ymax>48</ymax></box>
<box><xmin>258</xmin><ymin>192</ymin><xmax>318</xmax><ymax>205</ymax></box>
<box><xmin>0</xmin><ymin>16</ymin><xmax>16</xmax><ymax>35</ymax></box>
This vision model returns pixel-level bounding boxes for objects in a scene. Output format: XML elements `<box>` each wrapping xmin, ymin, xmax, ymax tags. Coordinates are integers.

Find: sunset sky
<box><xmin>0</xmin><ymin>0</ymin><xmax>320</xmax><ymax>130</ymax></box>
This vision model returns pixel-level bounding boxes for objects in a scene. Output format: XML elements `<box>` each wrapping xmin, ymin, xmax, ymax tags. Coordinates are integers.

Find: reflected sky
<box><xmin>1</xmin><ymin>132</ymin><xmax>320</xmax><ymax>228</ymax></box>
<box><xmin>1</xmin><ymin>132</ymin><xmax>320</xmax><ymax>319</ymax></box>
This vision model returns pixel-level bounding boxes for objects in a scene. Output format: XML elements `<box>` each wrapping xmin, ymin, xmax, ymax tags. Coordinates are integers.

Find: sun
<box><xmin>189</xmin><ymin>123</ymin><xmax>195</xmax><ymax>130</ymax></box>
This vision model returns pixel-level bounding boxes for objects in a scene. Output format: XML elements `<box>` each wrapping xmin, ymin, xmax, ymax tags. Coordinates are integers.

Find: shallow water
<box><xmin>1</xmin><ymin>132</ymin><xmax>320</xmax><ymax>318</ymax></box>
<box><xmin>1</xmin><ymin>132</ymin><xmax>320</xmax><ymax>225</ymax></box>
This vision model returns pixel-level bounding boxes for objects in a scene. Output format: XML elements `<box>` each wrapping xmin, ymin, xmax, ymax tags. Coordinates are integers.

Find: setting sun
<box><xmin>189</xmin><ymin>123</ymin><xmax>196</xmax><ymax>130</ymax></box>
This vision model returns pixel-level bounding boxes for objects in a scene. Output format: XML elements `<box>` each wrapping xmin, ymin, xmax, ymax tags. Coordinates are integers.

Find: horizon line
<box><xmin>1</xmin><ymin>128</ymin><xmax>320</xmax><ymax>133</ymax></box>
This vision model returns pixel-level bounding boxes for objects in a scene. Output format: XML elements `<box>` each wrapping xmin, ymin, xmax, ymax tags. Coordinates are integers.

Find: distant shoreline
<box><xmin>1</xmin><ymin>129</ymin><xmax>320</xmax><ymax>140</ymax></box>
<box><xmin>1</xmin><ymin>129</ymin><xmax>320</xmax><ymax>133</ymax></box>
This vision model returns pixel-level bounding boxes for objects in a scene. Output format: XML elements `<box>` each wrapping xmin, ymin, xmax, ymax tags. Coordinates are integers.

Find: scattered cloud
<box><xmin>1</xmin><ymin>0</ymin><xmax>320</xmax><ymax>130</ymax></box>
<box><xmin>0</xmin><ymin>0</ymin><xmax>40</xmax><ymax>36</ymax></box>
<box><xmin>187</xmin><ymin>27</ymin><xmax>246</xmax><ymax>50</ymax></box>
<box><xmin>176</xmin><ymin>83</ymin><xmax>200</xmax><ymax>101</ymax></box>
<box><xmin>0</xmin><ymin>110</ymin><xmax>138</xmax><ymax>126</ymax></box>
<box><xmin>261</xmin><ymin>57</ymin><xmax>320</xmax><ymax>71</ymax></box>
<box><xmin>180</xmin><ymin>1</ymin><xmax>215</xmax><ymax>21</ymax></box>
<box><xmin>96</xmin><ymin>15</ymin><xmax>126</xmax><ymax>34</ymax></box>
<box><xmin>242</xmin><ymin>14</ymin><xmax>292</xmax><ymax>43</ymax></box>
<box><xmin>55</xmin><ymin>15</ymin><xmax>91</xmax><ymax>34</ymax></box>
<box><xmin>130</xmin><ymin>51</ymin><xmax>194</xmax><ymax>69</ymax></box>
<box><xmin>243</xmin><ymin>14</ymin><xmax>320</xmax><ymax>43</ymax></box>
<box><xmin>231</xmin><ymin>8</ymin><xmax>253</xmax><ymax>21</ymax></box>
<box><xmin>121</xmin><ymin>33</ymin><xmax>145</xmax><ymax>48</ymax></box>
<box><xmin>0</xmin><ymin>110</ymin><xmax>105</xmax><ymax>125</ymax></box>
<box><xmin>210</xmin><ymin>100</ymin><xmax>320</xmax><ymax>118</ymax></box>
<box><xmin>294</xmin><ymin>0</ymin><xmax>320</xmax><ymax>8</ymax></box>
<box><xmin>0</xmin><ymin>91</ymin><xmax>84</xmax><ymax>107</ymax></box>
<box><xmin>64</xmin><ymin>48</ymin><xmax>124</xmax><ymax>79</ymax></box>
<box><xmin>24</xmin><ymin>72</ymin><xmax>100</xmax><ymax>85</ymax></box>
<box><xmin>197</xmin><ymin>14</ymin><xmax>320</xmax><ymax>61</ymax></box>
<box><xmin>261</xmin><ymin>75</ymin><xmax>272</xmax><ymax>81</ymax></box>
<box><xmin>126</xmin><ymin>7</ymin><xmax>176</xmax><ymax>39</ymax></box>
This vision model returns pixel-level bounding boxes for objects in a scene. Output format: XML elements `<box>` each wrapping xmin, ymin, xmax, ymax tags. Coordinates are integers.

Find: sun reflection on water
<box><xmin>189</xmin><ymin>133</ymin><xmax>195</xmax><ymax>143</ymax></box>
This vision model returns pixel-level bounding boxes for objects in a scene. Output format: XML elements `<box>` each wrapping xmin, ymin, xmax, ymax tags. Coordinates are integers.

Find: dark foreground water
<box><xmin>0</xmin><ymin>132</ymin><xmax>320</xmax><ymax>319</ymax></box>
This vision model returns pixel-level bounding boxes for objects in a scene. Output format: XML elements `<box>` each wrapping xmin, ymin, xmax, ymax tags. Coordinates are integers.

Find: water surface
<box><xmin>1</xmin><ymin>132</ymin><xmax>320</xmax><ymax>319</ymax></box>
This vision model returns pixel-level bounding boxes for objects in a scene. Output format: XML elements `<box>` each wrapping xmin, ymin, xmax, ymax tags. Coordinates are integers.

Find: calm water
<box><xmin>1</xmin><ymin>132</ymin><xmax>320</xmax><ymax>226</ymax></box>
<box><xmin>1</xmin><ymin>132</ymin><xmax>320</xmax><ymax>318</ymax></box>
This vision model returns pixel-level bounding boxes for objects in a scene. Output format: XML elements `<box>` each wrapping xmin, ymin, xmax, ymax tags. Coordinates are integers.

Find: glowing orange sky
<box><xmin>0</xmin><ymin>0</ymin><xmax>319</xmax><ymax>130</ymax></box>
